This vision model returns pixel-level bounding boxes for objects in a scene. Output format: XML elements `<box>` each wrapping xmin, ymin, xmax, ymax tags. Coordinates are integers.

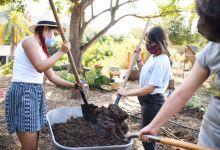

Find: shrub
<box><xmin>1</xmin><ymin>60</ymin><xmax>14</xmax><ymax>76</ymax></box>
<box><xmin>95</xmin><ymin>75</ymin><xmax>109</xmax><ymax>87</ymax></box>
<box><xmin>186</xmin><ymin>96</ymin><xmax>206</xmax><ymax>112</ymax></box>
<box><xmin>52</xmin><ymin>55</ymin><xmax>68</xmax><ymax>71</ymax></box>
<box><xmin>60</xmin><ymin>71</ymin><xmax>76</xmax><ymax>83</ymax></box>
<box><xmin>83</xmin><ymin>41</ymin><xmax>113</xmax><ymax>67</ymax></box>
<box><xmin>53</xmin><ymin>61</ymin><xmax>68</xmax><ymax>71</ymax></box>
<box><xmin>83</xmin><ymin>32</ymin><xmax>149</xmax><ymax>70</ymax></box>
<box><xmin>85</xmin><ymin>69</ymin><xmax>97</xmax><ymax>88</ymax></box>
<box><xmin>85</xmin><ymin>64</ymin><xmax>109</xmax><ymax>88</ymax></box>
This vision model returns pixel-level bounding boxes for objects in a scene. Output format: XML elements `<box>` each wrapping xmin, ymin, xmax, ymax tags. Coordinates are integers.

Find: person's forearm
<box><xmin>36</xmin><ymin>50</ymin><xmax>65</xmax><ymax>73</ymax></box>
<box><xmin>49</xmin><ymin>75</ymin><xmax>74</xmax><ymax>88</ymax></box>
<box><xmin>126</xmin><ymin>86</ymin><xmax>154</xmax><ymax>96</ymax></box>
<box><xmin>136</xmin><ymin>55</ymin><xmax>143</xmax><ymax>70</ymax></box>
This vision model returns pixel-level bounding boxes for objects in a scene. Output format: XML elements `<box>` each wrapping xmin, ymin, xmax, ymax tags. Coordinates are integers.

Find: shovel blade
<box><xmin>96</xmin><ymin>123</ymin><xmax>111</xmax><ymax>137</ymax></box>
<box><xmin>81</xmin><ymin>103</ymin><xmax>98</xmax><ymax>123</ymax></box>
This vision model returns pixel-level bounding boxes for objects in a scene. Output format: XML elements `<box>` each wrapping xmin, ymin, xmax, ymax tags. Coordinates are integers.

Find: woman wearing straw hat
<box><xmin>4</xmin><ymin>20</ymin><xmax>76</xmax><ymax>150</ymax></box>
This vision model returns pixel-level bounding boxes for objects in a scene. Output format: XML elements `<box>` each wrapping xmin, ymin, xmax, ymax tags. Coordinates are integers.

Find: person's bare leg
<box><xmin>17</xmin><ymin>132</ymin><xmax>39</xmax><ymax>150</ymax></box>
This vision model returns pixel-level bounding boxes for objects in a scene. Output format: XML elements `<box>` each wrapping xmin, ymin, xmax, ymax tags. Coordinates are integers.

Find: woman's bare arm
<box><xmin>44</xmin><ymin>68</ymin><xmax>74</xmax><ymax>88</ymax></box>
<box><xmin>22</xmin><ymin>37</ymin><xmax>68</xmax><ymax>73</ymax></box>
<box><xmin>117</xmin><ymin>85</ymin><xmax>155</xmax><ymax>96</ymax></box>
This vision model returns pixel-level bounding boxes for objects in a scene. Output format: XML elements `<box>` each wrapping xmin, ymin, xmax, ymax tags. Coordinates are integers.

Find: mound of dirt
<box><xmin>52</xmin><ymin>104</ymin><xmax>129</xmax><ymax>147</ymax></box>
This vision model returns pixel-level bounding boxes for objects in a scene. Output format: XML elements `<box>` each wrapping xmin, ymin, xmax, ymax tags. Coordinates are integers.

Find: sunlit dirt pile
<box><xmin>52</xmin><ymin>104</ymin><xmax>129</xmax><ymax>147</ymax></box>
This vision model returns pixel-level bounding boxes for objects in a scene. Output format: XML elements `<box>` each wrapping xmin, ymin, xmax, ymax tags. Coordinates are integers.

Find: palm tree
<box><xmin>0</xmin><ymin>24</ymin><xmax>3</xmax><ymax>45</ymax></box>
<box><xmin>0</xmin><ymin>5</ymin><xmax>10</xmax><ymax>45</ymax></box>
<box><xmin>0</xmin><ymin>2</ymin><xmax>31</xmax><ymax>59</ymax></box>
<box><xmin>4</xmin><ymin>10</ymin><xmax>31</xmax><ymax>59</ymax></box>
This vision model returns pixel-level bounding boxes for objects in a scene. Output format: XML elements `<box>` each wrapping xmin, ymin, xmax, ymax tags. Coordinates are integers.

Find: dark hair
<box><xmin>34</xmin><ymin>26</ymin><xmax>58</xmax><ymax>56</ymax></box>
<box><xmin>147</xmin><ymin>26</ymin><xmax>170</xmax><ymax>56</ymax></box>
<box><xmin>196</xmin><ymin>0</ymin><xmax>220</xmax><ymax>42</ymax></box>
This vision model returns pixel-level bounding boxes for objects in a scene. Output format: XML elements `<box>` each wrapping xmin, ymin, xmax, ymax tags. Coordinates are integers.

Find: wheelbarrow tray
<box><xmin>46</xmin><ymin>107</ymin><xmax>133</xmax><ymax>150</ymax></box>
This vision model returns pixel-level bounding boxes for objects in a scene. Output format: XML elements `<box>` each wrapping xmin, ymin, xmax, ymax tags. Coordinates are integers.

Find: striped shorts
<box><xmin>4</xmin><ymin>82</ymin><xmax>46</xmax><ymax>134</ymax></box>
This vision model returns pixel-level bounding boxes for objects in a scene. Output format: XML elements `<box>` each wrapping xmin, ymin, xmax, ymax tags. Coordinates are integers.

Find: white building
<box><xmin>0</xmin><ymin>45</ymin><xmax>11</xmax><ymax>66</ymax></box>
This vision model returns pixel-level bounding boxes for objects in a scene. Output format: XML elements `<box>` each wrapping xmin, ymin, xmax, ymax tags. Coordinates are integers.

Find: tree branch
<box><xmin>80</xmin><ymin>0</ymin><xmax>94</xmax><ymax>11</ymax></box>
<box><xmin>115</xmin><ymin>9</ymin><xmax>195</xmax><ymax>21</ymax></box>
<box><xmin>81</xmin><ymin>21</ymin><xmax>116</xmax><ymax>52</ymax></box>
<box><xmin>91</xmin><ymin>0</ymin><xmax>94</xmax><ymax>17</ymax></box>
<box><xmin>81</xmin><ymin>9</ymin><xmax>195</xmax><ymax>52</ymax></box>
<box><xmin>81</xmin><ymin>8</ymin><xmax>110</xmax><ymax>34</ymax></box>
<box><xmin>117</xmin><ymin>0</ymin><xmax>138</xmax><ymax>8</ymax></box>
<box><xmin>115</xmin><ymin>0</ymin><xmax>119</xmax><ymax>6</ymax></box>
<box><xmin>81</xmin><ymin>0</ymin><xmax>138</xmax><ymax>35</ymax></box>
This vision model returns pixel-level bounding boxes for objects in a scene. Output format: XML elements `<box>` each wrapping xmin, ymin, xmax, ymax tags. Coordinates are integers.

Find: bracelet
<box><xmin>137</xmin><ymin>59</ymin><xmax>142</xmax><ymax>62</ymax></box>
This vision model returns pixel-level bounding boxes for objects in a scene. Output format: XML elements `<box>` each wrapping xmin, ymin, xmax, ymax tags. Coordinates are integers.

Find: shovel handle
<box><xmin>114</xmin><ymin>95</ymin><xmax>121</xmax><ymax>104</ymax></box>
<box><xmin>145</xmin><ymin>135</ymin><xmax>215</xmax><ymax>150</ymax></box>
<box><xmin>114</xmin><ymin>19</ymin><xmax>150</xmax><ymax>105</ymax></box>
<box><xmin>49</xmin><ymin>0</ymin><xmax>88</xmax><ymax>104</ymax></box>
<box><xmin>48</xmin><ymin>0</ymin><xmax>80</xmax><ymax>83</ymax></box>
<box><xmin>128</xmin><ymin>134</ymin><xmax>214</xmax><ymax>150</ymax></box>
<box><xmin>160</xmin><ymin>137</ymin><xmax>214</xmax><ymax>150</ymax></box>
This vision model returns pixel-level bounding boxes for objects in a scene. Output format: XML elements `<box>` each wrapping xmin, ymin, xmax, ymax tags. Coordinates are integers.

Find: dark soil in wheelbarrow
<box><xmin>52</xmin><ymin>104</ymin><xmax>129</xmax><ymax>147</ymax></box>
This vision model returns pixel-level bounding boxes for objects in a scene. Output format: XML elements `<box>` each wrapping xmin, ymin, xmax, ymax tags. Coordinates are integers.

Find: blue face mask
<box><xmin>45</xmin><ymin>32</ymin><xmax>56</xmax><ymax>47</ymax></box>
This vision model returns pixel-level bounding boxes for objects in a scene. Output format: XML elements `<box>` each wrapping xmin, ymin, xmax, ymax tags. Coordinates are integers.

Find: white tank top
<box><xmin>12</xmin><ymin>37</ymin><xmax>47</xmax><ymax>84</ymax></box>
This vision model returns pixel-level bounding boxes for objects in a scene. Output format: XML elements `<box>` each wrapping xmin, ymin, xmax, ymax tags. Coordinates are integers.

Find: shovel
<box><xmin>114</xmin><ymin>18</ymin><xmax>150</xmax><ymax>104</ymax></box>
<box><xmin>127</xmin><ymin>134</ymin><xmax>215</xmax><ymax>150</ymax></box>
<box><xmin>49</xmin><ymin>0</ymin><xmax>98</xmax><ymax>123</ymax></box>
<box><xmin>96</xmin><ymin>19</ymin><xmax>151</xmax><ymax>136</ymax></box>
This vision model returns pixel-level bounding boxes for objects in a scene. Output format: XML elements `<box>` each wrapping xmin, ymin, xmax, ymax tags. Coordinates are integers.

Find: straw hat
<box><xmin>29</xmin><ymin>20</ymin><xmax>64</xmax><ymax>33</ymax></box>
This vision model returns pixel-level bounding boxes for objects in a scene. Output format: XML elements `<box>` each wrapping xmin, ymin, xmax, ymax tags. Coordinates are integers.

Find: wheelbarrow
<box><xmin>46</xmin><ymin>107</ymin><xmax>133</xmax><ymax>150</ymax></box>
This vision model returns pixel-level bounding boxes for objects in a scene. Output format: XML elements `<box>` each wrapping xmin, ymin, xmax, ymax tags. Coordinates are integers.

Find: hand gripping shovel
<box><xmin>96</xmin><ymin>19</ymin><xmax>151</xmax><ymax>137</ymax></box>
<box><xmin>49</xmin><ymin>0</ymin><xmax>98</xmax><ymax>123</ymax></box>
<box><xmin>127</xmin><ymin>134</ymin><xmax>215</xmax><ymax>150</ymax></box>
<box><xmin>114</xmin><ymin>18</ymin><xmax>150</xmax><ymax>104</ymax></box>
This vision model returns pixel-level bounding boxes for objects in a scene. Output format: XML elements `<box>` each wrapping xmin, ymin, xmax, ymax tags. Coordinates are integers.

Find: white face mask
<box><xmin>45</xmin><ymin>32</ymin><xmax>56</xmax><ymax>47</ymax></box>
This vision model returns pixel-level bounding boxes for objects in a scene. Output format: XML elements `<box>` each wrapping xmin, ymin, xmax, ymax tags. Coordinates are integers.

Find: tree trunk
<box><xmin>69</xmin><ymin>6</ymin><xmax>83</xmax><ymax>73</ymax></box>
<box><xmin>10</xmin><ymin>26</ymin><xmax>15</xmax><ymax>60</ymax></box>
<box><xmin>71</xmin><ymin>45</ymin><xmax>83</xmax><ymax>73</ymax></box>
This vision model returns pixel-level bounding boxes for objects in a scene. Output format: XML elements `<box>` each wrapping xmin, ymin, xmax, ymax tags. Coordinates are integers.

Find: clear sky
<box><xmin>25</xmin><ymin>0</ymin><xmax>52</xmax><ymax>22</ymax></box>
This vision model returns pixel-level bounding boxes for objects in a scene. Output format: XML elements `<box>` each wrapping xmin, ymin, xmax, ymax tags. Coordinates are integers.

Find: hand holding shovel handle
<box><xmin>128</xmin><ymin>134</ymin><xmax>215</xmax><ymax>150</ymax></box>
<box><xmin>48</xmin><ymin>0</ymin><xmax>87</xmax><ymax>104</ymax></box>
<box><xmin>49</xmin><ymin>0</ymin><xmax>98</xmax><ymax>123</ymax></box>
<box><xmin>114</xmin><ymin>18</ymin><xmax>150</xmax><ymax>104</ymax></box>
